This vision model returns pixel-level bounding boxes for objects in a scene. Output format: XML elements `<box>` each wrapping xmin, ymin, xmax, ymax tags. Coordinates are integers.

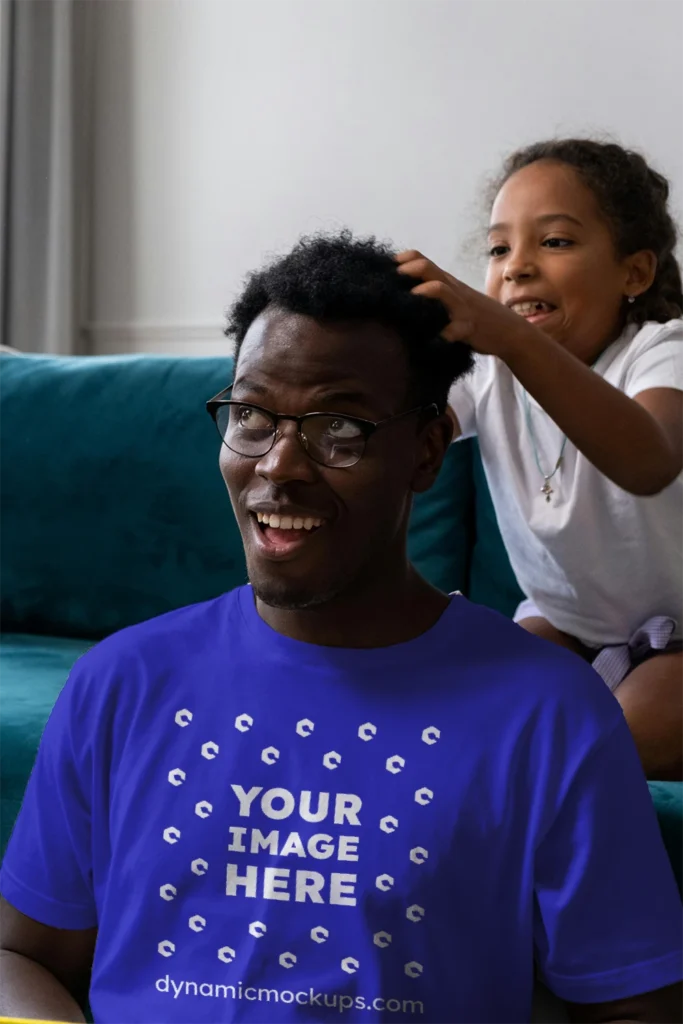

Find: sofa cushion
<box><xmin>468</xmin><ymin>440</ymin><xmax>525</xmax><ymax>617</ymax></box>
<box><xmin>648</xmin><ymin>781</ymin><xmax>683</xmax><ymax>893</ymax></box>
<box><xmin>409</xmin><ymin>438</ymin><xmax>474</xmax><ymax>595</ymax></box>
<box><xmin>1</xmin><ymin>355</ymin><xmax>241</xmax><ymax>638</ymax></box>
<box><xmin>0</xmin><ymin>633</ymin><xmax>93</xmax><ymax>856</ymax></box>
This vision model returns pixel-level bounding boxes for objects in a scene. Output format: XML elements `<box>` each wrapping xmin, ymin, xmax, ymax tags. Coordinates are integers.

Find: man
<box><xmin>0</xmin><ymin>232</ymin><xmax>681</xmax><ymax>1023</ymax></box>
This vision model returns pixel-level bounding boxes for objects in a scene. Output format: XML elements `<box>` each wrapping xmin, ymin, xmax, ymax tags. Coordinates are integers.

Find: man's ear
<box><xmin>411</xmin><ymin>413</ymin><xmax>454</xmax><ymax>494</ymax></box>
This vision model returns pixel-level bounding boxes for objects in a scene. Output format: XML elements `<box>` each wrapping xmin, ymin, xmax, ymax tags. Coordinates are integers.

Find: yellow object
<box><xmin>0</xmin><ymin>1018</ymin><xmax>74</xmax><ymax>1023</ymax></box>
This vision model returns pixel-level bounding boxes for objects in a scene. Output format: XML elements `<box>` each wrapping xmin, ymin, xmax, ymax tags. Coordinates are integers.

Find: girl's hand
<box><xmin>395</xmin><ymin>250</ymin><xmax>537</xmax><ymax>360</ymax></box>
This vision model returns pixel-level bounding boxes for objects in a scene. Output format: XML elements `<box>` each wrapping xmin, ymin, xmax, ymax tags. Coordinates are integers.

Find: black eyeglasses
<box><xmin>206</xmin><ymin>386</ymin><xmax>437</xmax><ymax>469</ymax></box>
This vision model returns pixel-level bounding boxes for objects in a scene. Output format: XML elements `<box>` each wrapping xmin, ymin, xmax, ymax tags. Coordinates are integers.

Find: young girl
<box><xmin>397</xmin><ymin>139</ymin><xmax>682</xmax><ymax>780</ymax></box>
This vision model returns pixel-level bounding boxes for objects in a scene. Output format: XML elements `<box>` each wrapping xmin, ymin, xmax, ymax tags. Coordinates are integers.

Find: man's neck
<box><xmin>255</xmin><ymin>564</ymin><xmax>449</xmax><ymax>649</ymax></box>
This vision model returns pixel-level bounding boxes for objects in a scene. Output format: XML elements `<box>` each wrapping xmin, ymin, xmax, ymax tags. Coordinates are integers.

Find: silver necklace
<box><xmin>520</xmin><ymin>355</ymin><xmax>604</xmax><ymax>502</ymax></box>
<box><xmin>521</xmin><ymin>389</ymin><xmax>567</xmax><ymax>502</ymax></box>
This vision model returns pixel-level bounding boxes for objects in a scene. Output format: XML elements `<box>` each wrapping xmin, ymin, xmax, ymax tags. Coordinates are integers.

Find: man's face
<box><xmin>220</xmin><ymin>307</ymin><xmax>449</xmax><ymax>610</ymax></box>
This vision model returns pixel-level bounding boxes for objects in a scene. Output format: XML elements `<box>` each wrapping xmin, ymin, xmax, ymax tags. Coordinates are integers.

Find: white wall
<box><xmin>88</xmin><ymin>0</ymin><xmax>683</xmax><ymax>356</ymax></box>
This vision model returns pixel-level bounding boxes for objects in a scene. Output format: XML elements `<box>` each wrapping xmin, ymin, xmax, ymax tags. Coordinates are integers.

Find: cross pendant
<box><xmin>540</xmin><ymin>480</ymin><xmax>553</xmax><ymax>502</ymax></box>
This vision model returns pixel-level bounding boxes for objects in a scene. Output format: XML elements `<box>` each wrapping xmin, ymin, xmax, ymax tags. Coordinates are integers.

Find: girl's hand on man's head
<box><xmin>395</xmin><ymin>250</ymin><xmax>539</xmax><ymax>361</ymax></box>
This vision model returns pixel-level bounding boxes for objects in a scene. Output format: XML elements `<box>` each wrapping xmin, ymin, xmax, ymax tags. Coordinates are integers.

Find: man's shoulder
<box><xmin>70</xmin><ymin>587</ymin><xmax>245</xmax><ymax>686</ymax></box>
<box><xmin>451</xmin><ymin>597</ymin><xmax>622</xmax><ymax>732</ymax></box>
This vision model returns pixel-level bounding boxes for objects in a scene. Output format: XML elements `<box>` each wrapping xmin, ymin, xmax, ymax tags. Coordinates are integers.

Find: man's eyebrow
<box><xmin>231</xmin><ymin>377</ymin><xmax>269</xmax><ymax>396</ymax></box>
<box><xmin>488</xmin><ymin>213</ymin><xmax>584</xmax><ymax>234</ymax></box>
<box><xmin>311</xmin><ymin>388</ymin><xmax>373</xmax><ymax>406</ymax></box>
<box><xmin>232</xmin><ymin>378</ymin><xmax>373</xmax><ymax>408</ymax></box>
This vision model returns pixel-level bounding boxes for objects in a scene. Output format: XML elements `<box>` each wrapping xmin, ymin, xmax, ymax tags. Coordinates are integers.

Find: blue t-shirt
<box><xmin>1</xmin><ymin>588</ymin><xmax>681</xmax><ymax>1023</ymax></box>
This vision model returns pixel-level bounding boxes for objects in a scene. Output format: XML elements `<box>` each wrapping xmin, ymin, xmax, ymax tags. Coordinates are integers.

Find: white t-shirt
<box><xmin>448</xmin><ymin>319</ymin><xmax>683</xmax><ymax>647</ymax></box>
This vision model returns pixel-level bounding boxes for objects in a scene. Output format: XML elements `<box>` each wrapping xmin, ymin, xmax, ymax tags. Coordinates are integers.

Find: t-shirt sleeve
<box><xmin>0</xmin><ymin>664</ymin><xmax>98</xmax><ymax>929</ymax></box>
<box><xmin>624</xmin><ymin>321</ymin><xmax>683</xmax><ymax>398</ymax></box>
<box><xmin>447</xmin><ymin>359</ymin><xmax>486</xmax><ymax>439</ymax></box>
<box><xmin>533</xmin><ymin>715</ymin><xmax>683</xmax><ymax>1004</ymax></box>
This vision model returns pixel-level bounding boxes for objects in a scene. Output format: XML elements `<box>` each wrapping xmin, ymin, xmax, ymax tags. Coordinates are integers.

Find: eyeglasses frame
<box><xmin>206</xmin><ymin>385</ymin><xmax>438</xmax><ymax>468</ymax></box>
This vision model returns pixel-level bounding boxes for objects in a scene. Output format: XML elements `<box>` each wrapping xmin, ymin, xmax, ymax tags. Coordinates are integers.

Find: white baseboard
<box><xmin>85</xmin><ymin>322</ymin><xmax>233</xmax><ymax>357</ymax></box>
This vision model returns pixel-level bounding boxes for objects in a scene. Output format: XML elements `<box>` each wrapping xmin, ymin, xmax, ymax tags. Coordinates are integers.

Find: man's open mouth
<box><xmin>250</xmin><ymin>511</ymin><xmax>326</xmax><ymax>559</ymax></box>
<box><xmin>256</xmin><ymin>511</ymin><xmax>324</xmax><ymax>532</ymax></box>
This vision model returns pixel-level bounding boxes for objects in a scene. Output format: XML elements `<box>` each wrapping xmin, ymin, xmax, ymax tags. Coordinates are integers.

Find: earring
<box><xmin>627</xmin><ymin>295</ymin><xmax>636</xmax><ymax>304</ymax></box>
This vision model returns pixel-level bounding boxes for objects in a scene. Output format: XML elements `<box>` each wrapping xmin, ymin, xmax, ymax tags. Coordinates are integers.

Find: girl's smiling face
<box><xmin>486</xmin><ymin>159</ymin><xmax>654</xmax><ymax>362</ymax></box>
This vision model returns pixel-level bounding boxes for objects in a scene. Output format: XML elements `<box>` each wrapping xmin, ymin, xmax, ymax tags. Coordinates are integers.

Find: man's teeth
<box><xmin>511</xmin><ymin>301</ymin><xmax>554</xmax><ymax>316</ymax></box>
<box><xmin>256</xmin><ymin>512</ymin><xmax>323</xmax><ymax>531</ymax></box>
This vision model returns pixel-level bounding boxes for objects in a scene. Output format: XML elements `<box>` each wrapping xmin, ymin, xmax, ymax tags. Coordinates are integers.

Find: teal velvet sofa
<box><xmin>1</xmin><ymin>351</ymin><xmax>681</xmax><ymax>900</ymax></box>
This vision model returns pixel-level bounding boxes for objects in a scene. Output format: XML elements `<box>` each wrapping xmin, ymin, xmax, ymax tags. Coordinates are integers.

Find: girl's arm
<box><xmin>399</xmin><ymin>253</ymin><xmax>682</xmax><ymax>495</ymax></box>
<box><xmin>504</xmin><ymin>332</ymin><xmax>682</xmax><ymax>495</ymax></box>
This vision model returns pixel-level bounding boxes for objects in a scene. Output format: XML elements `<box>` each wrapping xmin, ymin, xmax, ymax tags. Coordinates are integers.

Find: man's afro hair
<box><xmin>226</xmin><ymin>230</ymin><xmax>473</xmax><ymax>412</ymax></box>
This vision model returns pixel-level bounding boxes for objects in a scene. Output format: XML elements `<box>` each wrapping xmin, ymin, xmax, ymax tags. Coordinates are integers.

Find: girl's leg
<box><xmin>614</xmin><ymin>651</ymin><xmax>682</xmax><ymax>780</ymax></box>
<box><xmin>518</xmin><ymin>615</ymin><xmax>682</xmax><ymax>780</ymax></box>
<box><xmin>516</xmin><ymin>615</ymin><xmax>594</xmax><ymax>660</ymax></box>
